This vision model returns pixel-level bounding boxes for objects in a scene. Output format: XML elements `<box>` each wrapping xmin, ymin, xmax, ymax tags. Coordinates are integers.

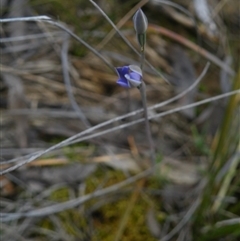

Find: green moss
<box><xmin>92</xmin><ymin>196</ymin><xmax>157</xmax><ymax>241</ymax></box>
<box><xmin>62</xmin><ymin>144</ymin><xmax>95</xmax><ymax>162</ymax></box>
<box><xmin>85</xmin><ymin>168</ymin><xmax>126</xmax><ymax>194</ymax></box>
<box><xmin>50</xmin><ymin>187</ymin><xmax>70</xmax><ymax>202</ymax></box>
<box><xmin>36</xmin><ymin>166</ymin><xmax>167</xmax><ymax>240</ymax></box>
<box><xmin>40</xmin><ymin>218</ymin><xmax>54</xmax><ymax>230</ymax></box>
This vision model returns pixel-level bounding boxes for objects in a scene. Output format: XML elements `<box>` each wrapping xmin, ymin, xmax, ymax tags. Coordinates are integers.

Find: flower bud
<box><xmin>133</xmin><ymin>8</ymin><xmax>148</xmax><ymax>34</ymax></box>
<box><xmin>133</xmin><ymin>9</ymin><xmax>148</xmax><ymax>49</ymax></box>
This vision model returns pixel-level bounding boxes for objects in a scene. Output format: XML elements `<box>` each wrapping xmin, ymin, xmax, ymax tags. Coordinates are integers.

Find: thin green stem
<box><xmin>140</xmin><ymin>48</ymin><xmax>145</xmax><ymax>70</ymax></box>
<box><xmin>139</xmin><ymin>45</ymin><xmax>155</xmax><ymax>166</ymax></box>
<box><xmin>139</xmin><ymin>82</ymin><xmax>155</xmax><ymax>167</ymax></box>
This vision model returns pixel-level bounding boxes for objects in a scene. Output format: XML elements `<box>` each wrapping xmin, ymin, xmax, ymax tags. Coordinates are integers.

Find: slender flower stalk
<box><xmin>115</xmin><ymin>8</ymin><xmax>155</xmax><ymax>167</ymax></box>
<box><xmin>115</xmin><ymin>63</ymin><xmax>155</xmax><ymax>165</ymax></box>
<box><xmin>140</xmin><ymin>49</ymin><xmax>145</xmax><ymax>71</ymax></box>
<box><xmin>139</xmin><ymin>82</ymin><xmax>155</xmax><ymax>166</ymax></box>
<box><xmin>134</xmin><ymin>8</ymin><xmax>155</xmax><ymax>166</ymax></box>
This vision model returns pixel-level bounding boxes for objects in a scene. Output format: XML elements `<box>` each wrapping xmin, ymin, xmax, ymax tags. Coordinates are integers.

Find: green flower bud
<box><xmin>133</xmin><ymin>9</ymin><xmax>148</xmax><ymax>49</ymax></box>
<box><xmin>133</xmin><ymin>8</ymin><xmax>148</xmax><ymax>34</ymax></box>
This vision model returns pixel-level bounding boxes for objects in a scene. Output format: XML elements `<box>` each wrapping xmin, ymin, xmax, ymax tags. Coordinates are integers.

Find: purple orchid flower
<box><xmin>116</xmin><ymin>65</ymin><xmax>142</xmax><ymax>88</ymax></box>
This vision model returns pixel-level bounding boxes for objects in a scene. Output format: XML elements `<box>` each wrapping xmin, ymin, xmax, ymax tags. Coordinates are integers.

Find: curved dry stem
<box><xmin>61</xmin><ymin>34</ymin><xmax>90</xmax><ymax>127</ymax></box>
<box><xmin>96</xmin><ymin>0</ymin><xmax>149</xmax><ymax>50</ymax></box>
<box><xmin>0</xmin><ymin>63</ymin><xmax>209</xmax><ymax>169</ymax></box>
<box><xmin>0</xmin><ymin>16</ymin><xmax>51</xmax><ymax>22</ymax></box>
<box><xmin>150</xmin><ymin>25</ymin><xmax>234</xmax><ymax>76</ymax></box>
<box><xmin>0</xmin><ymin>31</ymin><xmax>63</xmax><ymax>42</ymax></box>
<box><xmin>1</xmin><ymin>88</ymin><xmax>239</xmax><ymax>175</ymax></box>
<box><xmin>89</xmin><ymin>0</ymin><xmax>170</xmax><ymax>84</ymax></box>
<box><xmin>66</xmin><ymin>89</ymin><xmax>240</xmax><ymax>145</ymax></box>
<box><xmin>0</xmin><ymin>16</ymin><xmax>116</xmax><ymax>73</ymax></box>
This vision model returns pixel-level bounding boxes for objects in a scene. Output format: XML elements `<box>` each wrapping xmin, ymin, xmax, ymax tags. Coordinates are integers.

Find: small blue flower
<box><xmin>116</xmin><ymin>65</ymin><xmax>142</xmax><ymax>88</ymax></box>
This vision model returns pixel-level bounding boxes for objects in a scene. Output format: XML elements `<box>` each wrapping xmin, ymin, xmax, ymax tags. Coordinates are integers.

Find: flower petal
<box><xmin>116</xmin><ymin>66</ymin><xmax>129</xmax><ymax>78</ymax></box>
<box><xmin>129</xmin><ymin>65</ymin><xmax>142</xmax><ymax>76</ymax></box>
<box><xmin>117</xmin><ymin>78</ymin><xmax>130</xmax><ymax>88</ymax></box>
<box><xmin>125</xmin><ymin>73</ymin><xmax>141</xmax><ymax>87</ymax></box>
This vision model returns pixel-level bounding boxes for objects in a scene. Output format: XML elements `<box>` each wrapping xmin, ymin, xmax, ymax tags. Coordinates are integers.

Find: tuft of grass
<box><xmin>193</xmin><ymin>68</ymin><xmax>240</xmax><ymax>240</ymax></box>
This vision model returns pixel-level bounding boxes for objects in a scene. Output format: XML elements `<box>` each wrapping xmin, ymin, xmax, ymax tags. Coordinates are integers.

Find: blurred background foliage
<box><xmin>1</xmin><ymin>0</ymin><xmax>239</xmax><ymax>240</ymax></box>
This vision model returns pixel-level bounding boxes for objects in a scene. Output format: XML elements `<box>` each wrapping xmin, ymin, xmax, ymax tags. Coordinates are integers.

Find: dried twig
<box><xmin>67</xmin><ymin>89</ymin><xmax>240</xmax><ymax>145</ymax></box>
<box><xmin>0</xmin><ymin>63</ymin><xmax>210</xmax><ymax>170</ymax></box>
<box><xmin>61</xmin><ymin>34</ymin><xmax>90</xmax><ymax>127</ymax></box>
<box><xmin>96</xmin><ymin>0</ymin><xmax>149</xmax><ymax>50</ymax></box>
<box><xmin>1</xmin><ymin>88</ymin><xmax>239</xmax><ymax>175</ymax></box>
<box><xmin>1</xmin><ymin>168</ymin><xmax>153</xmax><ymax>221</ymax></box>
<box><xmin>0</xmin><ymin>16</ymin><xmax>51</xmax><ymax>22</ymax></box>
<box><xmin>0</xmin><ymin>16</ymin><xmax>116</xmax><ymax>72</ymax></box>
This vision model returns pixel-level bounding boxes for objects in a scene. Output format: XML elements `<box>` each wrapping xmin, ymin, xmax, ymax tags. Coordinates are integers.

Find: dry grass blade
<box><xmin>61</xmin><ymin>34</ymin><xmax>90</xmax><ymax>127</ymax></box>
<box><xmin>0</xmin><ymin>16</ymin><xmax>116</xmax><ymax>72</ymax></box>
<box><xmin>0</xmin><ymin>62</ymin><xmax>209</xmax><ymax>172</ymax></box>
<box><xmin>149</xmin><ymin>24</ymin><xmax>235</xmax><ymax>76</ymax></box>
<box><xmin>96</xmin><ymin>0</ymin><xmax>149</xmax><ymax>50</ymax></box>
<box><xmin>1</xmin><ymin>88</ymin><xmax>239</xmax><ymax>175</ymax></box>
